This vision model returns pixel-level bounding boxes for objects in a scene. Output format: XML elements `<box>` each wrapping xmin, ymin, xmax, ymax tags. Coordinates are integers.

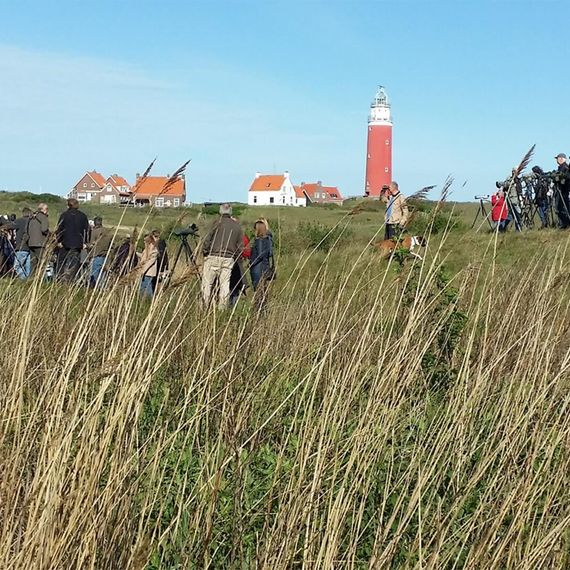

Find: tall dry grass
<box><xmin>0</xmin><ymin>229</ymin><xmax>569</xmax><ymax>569</ymax></box>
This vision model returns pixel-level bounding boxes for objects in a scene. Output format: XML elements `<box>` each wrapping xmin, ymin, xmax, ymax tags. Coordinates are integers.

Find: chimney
<box><xmin>284</xmin><ymin>171</ymin><xmax>290</xmax><ymax>179</ymax></box>
<box><xmin>136</xmin><ymin>173</ymin><xmax>140</xmax><ymax>180</ymax></box>
<box><xmin>255</xmin><ymin>171</ymin><xmax>261</xmax><ymax>179</ymax></box>
<box><xmin>317</xmin><ymin>180</ymin><xmax>322</xmax><ymax>186</ymax></box>
<box><xmin>301</xmin><ymin>181</ymin><xmax>305</xmax><ymax>186</ymax></box>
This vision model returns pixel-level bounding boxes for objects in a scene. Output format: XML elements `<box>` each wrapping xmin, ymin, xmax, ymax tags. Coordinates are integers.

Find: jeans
<box><xmin>140</xmin><ymin>275</ymin><xmax>155</xmax><ymax>297</ymax></box>
<box><xmin>14</xmin><ymin>250</ymin><xmax>31</xmax><ymax>280</ymax></box>
<box><xmin>90</xmin><ymin>256</ymin><xmax>106</xmax><ymax>288</ymax></box>
<box><xmin>201</xmin><ymin>255</ymin><xmax>234</xmax><ymax>308</ymax></box>
<box><xmin>537</xmin><ymin>201</ymin><xmax>549</xmax><ymax>227</ymax></box>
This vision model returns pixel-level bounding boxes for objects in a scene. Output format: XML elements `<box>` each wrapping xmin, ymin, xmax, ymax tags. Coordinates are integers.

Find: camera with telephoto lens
<box><xmin>475</xmin><ymin>195</ymin><xmax>490</xmax><ymax>200</ymax></box>
<box><xmin>173</xmin><ymin>223</ymin><xmax>199</xmax><ymax>237</ymax></box>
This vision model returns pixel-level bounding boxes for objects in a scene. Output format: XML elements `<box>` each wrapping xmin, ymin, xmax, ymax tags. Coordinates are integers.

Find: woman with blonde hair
<box><xmin>249</xmin><ymin>218</ymin><xmax>274</xmax><ymax>293</ymax></box>
<box><xmin>139</xmin><ymin>232</ymin><xmax>159</xmax><ymax>297</ymax></box>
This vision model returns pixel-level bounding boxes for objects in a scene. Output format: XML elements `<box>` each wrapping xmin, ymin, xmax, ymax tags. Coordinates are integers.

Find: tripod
<box><xmin>164</xmin><ymin>234</ymin><xmax>199</xmax><ymax>288</ymax></box>
<box><xmin>471</xmin><ymin>198</ymin><xmax>493</xmax><ymax>231</ymax></box>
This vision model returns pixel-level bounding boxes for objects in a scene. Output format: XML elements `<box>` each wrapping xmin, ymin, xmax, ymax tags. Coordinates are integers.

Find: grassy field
<box><xmin>1</xmin><ymin>193</ymin><xmax>569</xmax><ymax>569</ymax></box>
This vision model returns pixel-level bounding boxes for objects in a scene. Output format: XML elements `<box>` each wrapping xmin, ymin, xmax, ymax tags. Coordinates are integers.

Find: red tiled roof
<box><xmin>322</xmin><ymin>186</ymin><xmax>343</xmax><ymax>200</ymax></box>
<box><xmin>293</xmin><ymin>185</ymin><xmax>306</xmax><ymax>199</ymax></box>
<box><xmin>133</xmin><ymin>175</ymin><xmax>185</xmax><ymax>197</ymax></box>
<box><xmin>107</xmin><ymin>174</ymin><xmax>130</xmax><ymax>188</ymax></box>
<box><xmin>87</xmin><ymin>171</ymin><xmax>106</xmax><ymax>188</ymax></box>
<box><xmin>250</xmin><ymin>175</ymin><xmax>285</xmax><ymax>191</ymax></box>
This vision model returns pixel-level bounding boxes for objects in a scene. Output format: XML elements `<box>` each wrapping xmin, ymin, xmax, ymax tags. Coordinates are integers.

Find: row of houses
<box><xmin>247</xmin><ymin>172</ymin><xmax>343</xmax><ymax>207</ymax></box>
<box><xmin>67</xmin><ymin>169</ymin><xmax>341</xmax><ymax>209</ymax></box>
<box><xmin>68</xmin><ymin>171</ymin><xmax>186</xmax><ymax>207</ymax></box>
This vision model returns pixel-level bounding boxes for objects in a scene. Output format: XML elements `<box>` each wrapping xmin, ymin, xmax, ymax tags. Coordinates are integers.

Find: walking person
<box><xmin>27</xmin><ymin>203</ymin><xmax>50</xmax><ymax>277</ymax></box>
<box><xmin>55</xmin><ymin>199</ymin><xmax>90</xmax><ymax>283</ymax></box>
<box><xmin>88</xmin><ymin>216</ymin><xmax>112</xmax><ymax>288</ymax></box>
<box><xmin>554</xmin><ymin>153</ymin><xmax>570</xmax><ymax>229</ymax></box>
<box><xmin>139</xmin><ymin>232</ymin><xmax>159</xmax><ymax>297</ymax></box>
<box><xmin>383</xmin><ymin>181</ymin><xmax>409</xmax><ymax>240</ymax></box>
<box><xmin>249</xmin><ymin>218</ymin><xmax>274</xmax><ymax>309</ymax></box>
<box><xmin>201</xmin><ymin>203</ymin><xmax>244</xmax><ymax>309</ymax></box>
<box><xmin>12</xmin><ymin>207</ymin><xmax>32</xmax><ymax>279</ymax></box>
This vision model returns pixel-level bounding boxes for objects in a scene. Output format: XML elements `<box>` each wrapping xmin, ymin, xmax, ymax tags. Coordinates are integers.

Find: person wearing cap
<box><xmin>554</xmin><ymin>153</ymin><xmax>569</xmax><ymax>229</ymax></box>
<box><xmin>87</xmin><ymin>216</ymin><xmax>112</xmax><ymax>288</ymax></box>
<box><xmin>201</xmin><ymin>203</ymin><xmax>244</xmax><ymax>308</ymax></box>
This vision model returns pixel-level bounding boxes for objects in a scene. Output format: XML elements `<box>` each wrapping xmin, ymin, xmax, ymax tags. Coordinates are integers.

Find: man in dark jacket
<box><xmin>12</xmin><ymin>207</ymin><xmax>32</xmax><ymax>279</ymax></box>
<box><xmin>87</xmin><ymin>216</ymin><xmax>113</xmax><ymax>287</ymax></box>
<box><xmin>56</xmin><ymin>198</ymin><xmax>90</xmax><ymax>282</ymax></box>
<box><xmin>201</xmin><ymin>203</ymin><xmax>243</xmax><ymax>308</ymax></box>
<box><xmin>554</xmin><ymin>153</ymin><xmax>570</xmax><ymax>229</ymax></box>
<box><xmin>27</xmin><ymin>203</ymin><xmax>50</xmax><ymax>276</ymax></box>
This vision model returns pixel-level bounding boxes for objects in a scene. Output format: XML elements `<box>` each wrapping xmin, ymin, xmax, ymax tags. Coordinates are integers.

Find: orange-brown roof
<box><xmin>322</xmin><ymin>186</ymin><xmax>343</xmax><ymax>200</ymax></box>
<box><xmin>249</xmin><ymin>175</ymin><xmax>286</xmax><ymax>192</ymax></box>
<box><xmin>133</xmin><ymin>175</ymin><xmax>185</xmax><ymax>197</ymax></box>
<box><xmin>107</xmin><ymin>174</ymin><xmax>130</xmax><ymax>188</ymax></box>
<box><xmin>88</xmin><ymin>170</ymin><xmax>106</xmax><ymax>188</ymax></box>
<box><xmin>293</xmin><ymin>185</ymin><xmax>306</xmax><ymax>199</ymax></box>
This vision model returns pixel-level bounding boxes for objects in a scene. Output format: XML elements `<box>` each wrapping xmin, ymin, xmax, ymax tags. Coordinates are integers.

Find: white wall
<box><xmin>248</xmin><ymin>178</ymin><xmax>306</xmax><ymax>207</ymax></box>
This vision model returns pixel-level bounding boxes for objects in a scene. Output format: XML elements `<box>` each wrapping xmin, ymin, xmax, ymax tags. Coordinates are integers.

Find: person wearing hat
<box><xmin>87</xmin><ymin>216</ymin><xmax>112</xmax><ymax>287</ymax></box>
<box><xmin>554</xmin><ymin>153</ymin><xmax>569</xmax><ymax>229</ymax></box>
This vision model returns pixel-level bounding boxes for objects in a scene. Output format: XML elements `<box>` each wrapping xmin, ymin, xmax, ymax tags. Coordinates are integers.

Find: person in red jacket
<box><xmin>491</xmin><ymin>189</ymin><xmax>509</xmax><ymax>232</ymax></box>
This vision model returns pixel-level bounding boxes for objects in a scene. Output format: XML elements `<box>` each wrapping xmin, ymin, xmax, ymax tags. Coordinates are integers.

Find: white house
<box><xmin>248</xmin><ymin>172</ymin><xmax>307</xmax><ymax>207</ymax></box>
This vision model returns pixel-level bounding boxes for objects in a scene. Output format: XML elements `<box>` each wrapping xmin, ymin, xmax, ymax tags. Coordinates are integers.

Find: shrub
<box><xmin>297</xmin><ymin>221</ymin><xmax>352</xmax><ymax>252</ymax></box>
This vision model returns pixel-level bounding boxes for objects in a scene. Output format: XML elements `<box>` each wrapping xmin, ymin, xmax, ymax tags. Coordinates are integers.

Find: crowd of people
<box><xmin>0</xmin><ymin>200</ymin><xmax>275</xmax><ymax>309</ymax></box>
<box><xmin>491</xmin><ymin>152</ymin><xmax>570</xmax><ymax>232</ymax></box>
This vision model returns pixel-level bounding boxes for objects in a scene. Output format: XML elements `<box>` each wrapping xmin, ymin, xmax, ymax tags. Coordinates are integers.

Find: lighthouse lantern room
<box><xmin>365</xmin><ymin>86</ymin><xmax>393</xmax><ymax>198</ymax></box>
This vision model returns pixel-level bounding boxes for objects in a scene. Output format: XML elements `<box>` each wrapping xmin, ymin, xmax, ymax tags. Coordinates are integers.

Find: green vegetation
<box><xmin>0</xmin><ymin>196</ymin><xmax>569</xmax><ymax>568</ymax></box>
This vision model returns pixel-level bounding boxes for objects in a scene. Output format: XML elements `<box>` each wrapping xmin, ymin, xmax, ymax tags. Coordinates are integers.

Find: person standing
<box><xmin>12</xmin><ymin>207</ymin><xmax>32</xmax><ymax>279</ymax></box>
<box><xmin>531</xmin><ymin>166</ymin><xmax>550</xmax><ymax>229</ymax></box>
<box><xmin>151</xmin><ymin>229</ymin><xmax>169</xmax><ymax>293</ymax></box>
<box><xmin>55</xmin><ymin>198</ymin><xmax>90</xmax><ymax>283</ymax></box>
<box><xmin>491</xmin><ymin>189</ymin><xmax>509</xmax><ymax>232</ymax></box>
<box><xmin>88</xmin><ymin>216</ymin><xmax>112</xmax><ymax>288</ymax></box>
<box><xmin>384</xmin><ymin>181</ymin><xmax>409</xmax><ymax>240</ymax></box>
<box><xmin>201</xmin><ymin>203</ymin><xmax>243</xmax><ymax>309</ymax></box>
<box><xmin>229</xmin><ymin>220</ymin><xmax>250</xmax><ymax>306</ymax></box>
<box><xmin>249</xmin><ymin>218</ymin><xmax>274</xmax><ymax>292</ymax></box>
<box><xmin>27</xmin><ymin>203</ymin><xmax>50</xmax><ymax>277</ymax></box>
<box><xmin>139</xmin><ymin>233</ymin><xmax>159</xmax><ymax>297</ymax></box>
<box><xmin>554</xmin><ymin>153</ymin><xmax>570</xmax><ymax>229</ymax></box>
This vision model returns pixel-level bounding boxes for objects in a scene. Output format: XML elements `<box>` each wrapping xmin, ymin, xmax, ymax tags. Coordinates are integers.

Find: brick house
<box><xmin>298</xmin><ymin>182</ymin><xmax>344</xmax><ymax>206</ymax></box>
<box><xmin>69</xmin><ymin>171</ymin><xmax>107</xmax><ymax>203</ymax></box>
<box><xmin>99</xmin><ymin>175</ymin><xmax>132</xmax><ymax>204</ymax></box>
<box><xmin>132</xmin><ymin>174</ymin><xmax>186</xmax><ymax>207</ymax></box>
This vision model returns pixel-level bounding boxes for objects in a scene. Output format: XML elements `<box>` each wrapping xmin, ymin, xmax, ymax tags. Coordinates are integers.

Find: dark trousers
<box><xmin>58</xmin><ymin>248</ymin><xmax>82</xmax><ymax>282</ymax></box>
<box><xmin>555</xmin><ymin>189</ymin><xmax>570</xmax><ymax>229</ymax></box>
<box><xmin>29</xmin><ymin>246</ymin><xmax>44</xmax><ymax>276</ymax></box>
<box><xmin>385</xmin><ymin>223</ymin><xmax>397</xmax><ymax>241</ymax></box>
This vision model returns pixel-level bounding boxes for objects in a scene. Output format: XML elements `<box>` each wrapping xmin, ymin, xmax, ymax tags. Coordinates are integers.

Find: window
<box><xmin>282</xmin><ymin>196</ymin><xmax>285</xmax><ymax>204</ymax></box>
<box><xmin>83</xmin><ymin>182</ymin><xmax>87</xmax><ymax>188</ymax></box>
<box><xmin>385</xmin><ymin>139</ymin><xmax>390</xmax><ymax>145</ymax></box>
<box><xmin>91</xmin><ymin>183</ymin><xmax>95</xmax><ymax>188</ymax></box>
<box><xmin>253</xmin><ymin>196</ymin><xmax>257</xmax><ymax>204</ymax></box>
<box><xmin>155</xmin><ymin>197</ymin><xmax>164</xmax><ymax>207</ymax></box>
<box><xmin>269</xmin><ymin>197</ymin><xmax>274</xmax><ymax>204</ymax></box>
<box><xmin>385</xmin><ymin>167</ymin><xmax>389</xmax><ymax>173</ymax></box>
<box><xmin>173</xmin><ymin>198</ymin><xmax>180</xmax><ymax>207</ymax></box>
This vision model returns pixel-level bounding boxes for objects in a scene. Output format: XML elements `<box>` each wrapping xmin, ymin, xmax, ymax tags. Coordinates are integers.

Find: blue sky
<box><xmin>0</xmin><ymin>0</ymin><xmax>568</xmax><ymax>202</ymax></box>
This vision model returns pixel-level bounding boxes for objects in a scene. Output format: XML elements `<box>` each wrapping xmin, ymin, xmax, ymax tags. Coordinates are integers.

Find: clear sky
<box><xmin>0</xmin><ymin>0</ymin><xmax>568</xmax><ymax>202</ymax></box>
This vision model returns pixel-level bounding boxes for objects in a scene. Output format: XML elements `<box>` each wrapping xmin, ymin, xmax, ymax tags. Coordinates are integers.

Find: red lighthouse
<box><xmin>365</xmin><ymin>86</ymin><xmax>392</xmax><ymax>198</ymax></box>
